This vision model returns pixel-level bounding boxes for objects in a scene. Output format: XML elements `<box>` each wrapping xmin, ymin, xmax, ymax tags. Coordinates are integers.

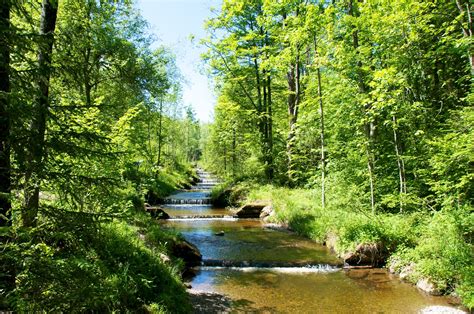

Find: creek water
<box><xmin>161</xmin><ymin>170</ymin><xmax>461</xmax><ymax>313</ymax></box>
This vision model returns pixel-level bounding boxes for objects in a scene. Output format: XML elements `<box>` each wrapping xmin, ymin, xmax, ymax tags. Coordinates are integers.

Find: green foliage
<box><xmin>202</xmin><ymin>0</ymin><xmax>472</xmax><ymax>305</ymax></box>
<box><xmin>203</xmin><ymin>0</ymin><xmax>472</xmax><ymax>210</ymax></box>
<box><xmin>391</xmin><ymin>208</ymin><xmax>473</xmax><ymax>301</ymax></box>
<box><xmin>3</xmin><ymin>212</ymin><xmax>190</xmax><ymax>312</ymax></box>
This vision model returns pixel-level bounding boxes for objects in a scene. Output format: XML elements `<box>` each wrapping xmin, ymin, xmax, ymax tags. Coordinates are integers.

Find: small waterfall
<box><xmin>168</xmin><ymin>216</ymin><xmax>238</xmax><ymax>221</ymax></box>
<box><xmin>164</xmin><ymin>198</ymin><xmax>212</xmax><ymax>205</ymax></box>
<box><xmin>200</xmin><ymin>259</ymin><xmax>342</xmax><ymax>271</ymax></box>
<box><xmin>193</xmin><ymin>184</ymin><xmax>217</xmax><ymax>190</ymax></box>
<box><xmin>200</xmin><ymin>179</ymin><xmax>219</xmax><ymax>184</ymax></box>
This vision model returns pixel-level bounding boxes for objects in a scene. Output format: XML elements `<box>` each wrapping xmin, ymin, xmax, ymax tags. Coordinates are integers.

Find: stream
<box><xmin>160</xmin><ymin>170</ymin><xmax>462</xmax><ymax>313</ymax></box>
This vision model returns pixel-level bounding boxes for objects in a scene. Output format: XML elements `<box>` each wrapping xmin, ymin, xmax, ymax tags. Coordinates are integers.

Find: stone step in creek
<box><xmin>164</xmin><ymin>198</ymin><xmax>212</xmax><ymax>205</ymax></box>
<box><xmin>201</xmin><ymin>259</ymin><xmax>343</xmax><ymax>269</ymax></box>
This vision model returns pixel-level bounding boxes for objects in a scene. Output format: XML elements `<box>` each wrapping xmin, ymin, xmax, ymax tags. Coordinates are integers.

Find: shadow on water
<box><xmin>188</xmin><ymin>291</ymin><xmax>232</xmax><ymax>314</ymax></box>
<box><xmin>232</xmin><ymin>299</ymin><xmax>277</xmax><ymax>313</ymax></box>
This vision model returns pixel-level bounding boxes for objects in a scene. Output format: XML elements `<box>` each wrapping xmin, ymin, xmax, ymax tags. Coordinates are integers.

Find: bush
<box><xmin>211</xmin><ymin>181</ymin><xmax>250</xmax><ymax>207</ymax></box>
<box><xmin>391</xmin><ymin>208</ymin><xmax>473</xmax><ymax>306</ymax></box>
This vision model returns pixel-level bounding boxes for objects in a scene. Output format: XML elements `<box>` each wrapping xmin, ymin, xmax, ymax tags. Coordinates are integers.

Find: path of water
<box><xmin>160</xmin><ymin>170</ymin><xmax>462</xmax><ymax>313</ymax></box>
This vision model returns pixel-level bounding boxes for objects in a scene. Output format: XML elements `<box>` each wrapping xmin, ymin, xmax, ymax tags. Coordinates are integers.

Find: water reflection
<box><xmin>165</xmin><ymin>219</ymin><xmax>342</xmax><ymax>265</ymax></box>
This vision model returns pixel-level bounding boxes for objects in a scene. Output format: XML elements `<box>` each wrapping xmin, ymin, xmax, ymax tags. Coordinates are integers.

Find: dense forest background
<box><xmin>201</xmin><ymin>0</ymin><xmax>473</xmax><ymax>308</ymax></box>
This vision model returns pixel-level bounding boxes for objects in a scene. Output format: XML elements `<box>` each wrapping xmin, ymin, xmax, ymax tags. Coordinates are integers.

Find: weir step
<box><xmin>168</xmin><ymin>217</ymin><xmax>239</xmax><ymax>222</ymax></box>
<box><xmin>200</xmin><ymin>259</ymin><xmax>343</xmax><ymax>268</ymax></box>
<box><xmin>170</xmin><ymin>215</ymin><xmax>236</xmax><ymax>219</ymax></box>
<box><xmin>164</xmin><ymin>198</ymin><xmax>212</xmax><ymax>205</ymax></box>
<box><xmin>196</xmin><ymin>182</ymin><xmax>218</xmax><ymax>186</ymax></box>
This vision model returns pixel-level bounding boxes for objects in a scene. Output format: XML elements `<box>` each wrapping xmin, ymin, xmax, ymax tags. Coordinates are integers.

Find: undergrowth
<box><xmin>1</xmin><ymin>210</ymin><xmax>191</xmax><ymax>313</ymax></box>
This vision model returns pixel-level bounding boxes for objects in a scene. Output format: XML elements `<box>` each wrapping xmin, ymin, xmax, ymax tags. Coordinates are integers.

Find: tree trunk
<box><xmin>223</xmin><ymin>144</ymin><xmax>227</xmax><ymax>173</ymax></box>
<box><xmin>266</xmin><ymin>73</ymin><xmax>274</xmax><ymax>181</ymax></box>
<box><xmin>0</xmin><ymin>0</ymin><xmax>11</xmax><ymax>227</ymax></box>
<box><xmin>286</xmin><ymin>64</ymin><xmax>296</xmax><ymax>183</ymax></box>
<box><xmin>147</xmin><ymin>105</ymin><xmax>153</xmax><ymax>165</ymax></box>
<box><xmin>232</xmin><ymin>127</ymin><xmax>236</xmax><ymax>179</ymax></box>
<box><xmin>392</xmin><ymin>116</ymin><xmax>406</xmax><ymax>212</ymax></box>
<box><xmin>456</xmin><ymin>0</ymin><xmax>473</xmax><ymax>75</ymax></box>
<box><xmin>315</xmin><ymin>49</ymin><xmax>326</xmax><ymax>210</ymax></box>
<box><xmin>157</xmin><ymin>99</ymin><xmax>163</xmax><ymax>167</ymax></box>
<box><xmin>286</xmin><ymin>53</ymin><xmax>301</xmax><ymax>185</ymax></box>
<box><xmin>22</xmin><ymin>0</ymin><xmax>58</xmax><ymax>227</ymax></box>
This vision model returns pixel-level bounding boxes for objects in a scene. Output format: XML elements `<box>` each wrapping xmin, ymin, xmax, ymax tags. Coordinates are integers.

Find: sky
<box><xmin>136</xmin><ymin>0</ymin><xmax>221</xmax><ymax>122</ymax></box>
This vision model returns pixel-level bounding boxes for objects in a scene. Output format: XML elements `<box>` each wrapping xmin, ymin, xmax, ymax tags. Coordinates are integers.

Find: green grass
<box><xmin>2</xmin><ymin>211</ymin><xmax>191</xmax><ymax>312</ymax></box>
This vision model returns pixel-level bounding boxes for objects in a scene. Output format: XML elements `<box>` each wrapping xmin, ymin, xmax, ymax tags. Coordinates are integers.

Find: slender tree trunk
<box><xmin>157</xmin><ymin>99</ymin><xmax>163</xmax><ymax>167</ymax></box>
<box><xmin>286</xmin><ymin>65</ymin><xmax>296</xmax><ymax>179</ymax></box>
<box><xmin>285</xmin><ymin>7</ymin><xmax>301</xmax><ymax>185</ymax></box>
<box><xmin>22</xmin><ymin>0</ymin><xmax>58</xmax><ymax>227</ymax></box>
<box><xmin>286</xmin><ymin>57</ymin><xmax>301</xmax><ymax>184</ymax></box>
<box><xmin>0</xmin><ymin>0</ymin><xmax>11</xmax><ymax>227</ymax></box>
<box><xmin>84</xmin><ymin>46</ymin><xmax>92</xmax><ymax>107</ymax></box>
<box><xmin>223</xmin><ymin>144</ymin><xmax>227</xmax><ymax>173</ymax></box>
<box><xmin>253</xmin><ymin>56</ymin><xmax>263</xmax><ymax>114</ymax></box>
<box><xmin>254</xmin><ymin>56</ymin><xmax>270</xmax><ymax>178</ymax></box>
<box><xmin>232</xmin><ymin>127</ymin><xmax>236</xmax><ymax>179</ymax></box>
<box><xmin>266</xmin><ymin>73</ymin><xmax>274</xmax><ymax>181</ymax></box>
<box><xmin>314</xmin><ymin>35</ymin><xmax>326</xmax><ymax>209</ymax></box>
<box><xmin>316</xmin><ymin>55</ymin><xmax>326</xmax><ymax>210</ymax></box>
<box><xmin>263</xmin><ymin>68</ymin><xmax>268</xmax><ymax>146</ymax></box>
<box><xmin>147</xmin><ymin>105</ymin><xmax>153</xmax><ymax>165</ymax></box>
<box><xmin>254</xmin><ymin>54</ymin><xmax>274</xmax><ymax>181</ymax></box>
<box><xmin>456</xmin><ymin>0</ymin><xmax>473</xmax><ymax>75</ymax></box>
<box><xmin>392</xmin><ymin>116</ymin><xmax>406</xmax><ymax>212</ymax></box>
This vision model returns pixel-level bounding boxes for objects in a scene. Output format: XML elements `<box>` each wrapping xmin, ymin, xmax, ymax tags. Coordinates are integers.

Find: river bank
<box><xmin>210</xmin><ymin>182</ymin><xmax>473</xmax><ymax>310</ymax></box>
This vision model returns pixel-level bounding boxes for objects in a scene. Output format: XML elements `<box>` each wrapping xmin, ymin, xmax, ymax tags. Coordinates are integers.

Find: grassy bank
<box><xmin>1</xmin><ymin>165</ymin><xmax>197</xmax><ymax>312</ymax></box>
<box><xmin>217</xmin><ymin>182</ymin><xmax>473</xmax><ymax>309</ymax></box>
<box><xmin>1</xmin><ymin>210</ymin><xmax>191</xmax><ymax>313</ymax></box>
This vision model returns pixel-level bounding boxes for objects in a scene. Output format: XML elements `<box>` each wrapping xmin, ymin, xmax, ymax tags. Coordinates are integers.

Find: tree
<box><xmin>455</xmin><ymin>0</ymin><xmax>473</xmax><ymax>74</ymax></box>
<box><xmin>22</xmin><ymin>0</ymin><xmax>58</xmax><ymax>227</ymax></box>
<box><xmin>0</xmin><ymin>0</ymin><xmax>10</xmax><ymax>226</ymax></box>
<box><xmin>203</xmin><ymin>0</ymin><xmax>275</xmax><ymax>181</ymax></box>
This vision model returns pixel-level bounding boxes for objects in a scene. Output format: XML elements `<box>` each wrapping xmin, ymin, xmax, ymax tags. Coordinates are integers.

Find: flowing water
<box><xmin>161</xmin><ymin>170</ymin><xmax>462</xmax><ymax>313</ymax></box>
